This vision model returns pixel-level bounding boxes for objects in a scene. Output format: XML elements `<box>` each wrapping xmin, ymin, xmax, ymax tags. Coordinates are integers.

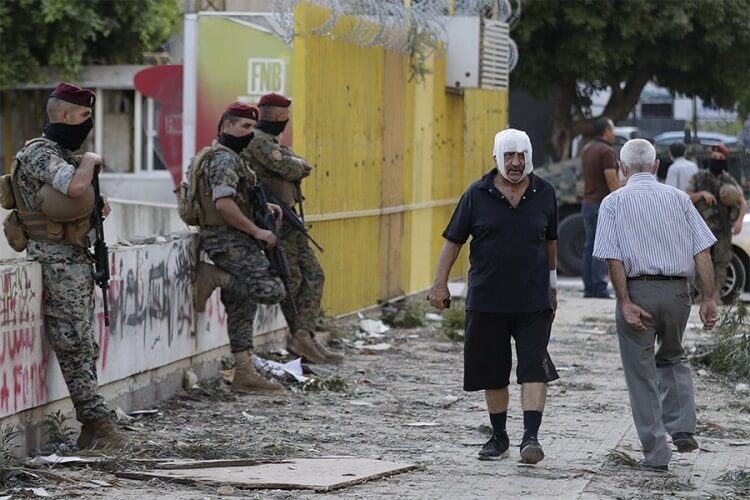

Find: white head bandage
<box><xmin>493</xmin><ymin>128</ymin><xmax>533</xmax><ymax>183</ymax></box>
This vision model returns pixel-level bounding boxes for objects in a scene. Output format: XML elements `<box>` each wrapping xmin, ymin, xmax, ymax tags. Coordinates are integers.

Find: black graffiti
<box><xmin>106</xmin><ymin>239</ymin><xmax>195</xmax><ymax>348</ymax></box>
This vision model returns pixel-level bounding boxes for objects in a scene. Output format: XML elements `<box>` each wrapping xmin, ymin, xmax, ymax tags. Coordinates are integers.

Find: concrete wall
<box><xmin>0</xmin><ymin>234</ymin><xmax>286</xmax><ymax>449</ymax></box>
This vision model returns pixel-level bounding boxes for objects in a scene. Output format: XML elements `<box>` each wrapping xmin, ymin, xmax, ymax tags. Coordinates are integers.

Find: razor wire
<box><xmin>271</xmin><ymin>0</ymin><xmax>520</xmax><ymax>61</ymax></box>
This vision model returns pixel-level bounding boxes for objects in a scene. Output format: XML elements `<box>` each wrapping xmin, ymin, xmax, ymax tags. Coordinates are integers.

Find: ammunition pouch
<box><xmin>0</xmin><ymin>175</ymin><xmax>15</xmax><ymax>210</ymax></box>
<box><xmin>262</xmin><ymin>176</ymin><xmax>299</xmax><ymax>206</ymax></box>
<box><xmin>3</xmin><ymin>211</ymin><xmax>28</xmax><ymax>252</ymax></box>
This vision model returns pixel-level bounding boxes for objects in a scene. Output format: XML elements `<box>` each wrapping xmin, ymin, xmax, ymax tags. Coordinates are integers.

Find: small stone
<box><xmin>217</xmin><ymin>485</ymin><xmax>235</xmax><ymax>495</ymax></box>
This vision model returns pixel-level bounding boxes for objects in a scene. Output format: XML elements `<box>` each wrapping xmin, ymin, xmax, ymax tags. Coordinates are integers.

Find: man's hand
<box><xmin>426</xmin><ymin>282</ymin><xmax>451</xmax><ymax>310</ymax></box>
<box><xmin>620</xmin><ymin>301</ymin><xmax>652</xmax><ymax>331</ymax></box>
<box><xmin>732</xmin><ymin>218</ymin><xmax>743</xmax><ymax>235</ymax></box>
<box><xmin>253</xmin><ymin>228</ymin><xmax>277</xmax><ymax>249</ymax></box>
<box><xmin>550</xmin><ymin>288</ymin><xmax>558</xmax><ymax>322</ymax></box>
<box><xmin>700</xmin><ymin>191</ymin><xmax>717</xmax><ymax>205</ymax></box>
<box><xmin>699</xmin><ymin>299</ymin><xmax>719</xmax><ymax>330</ymax></box>
<box><xmin>102</xmin><ymin>196</ymin><xmax>111</xmax><ymax>217</ymax></box>
<box><xmin>82</xmin><ymin>152</ymin><xmax>103</xmax><ymax>169</ymax></box>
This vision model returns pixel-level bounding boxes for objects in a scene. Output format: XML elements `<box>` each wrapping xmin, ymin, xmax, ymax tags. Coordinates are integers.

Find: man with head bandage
<box><xmin>428</xmin><ymin>128</ymin><xmax>560</xmax><ymax>464</ymax></box>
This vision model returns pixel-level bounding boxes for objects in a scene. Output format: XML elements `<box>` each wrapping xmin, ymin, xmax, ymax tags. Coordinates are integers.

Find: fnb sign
<box><xmin>247</xmin><ymin>59</ymin><xmax>285</xmax><ymax>97</ymax></box>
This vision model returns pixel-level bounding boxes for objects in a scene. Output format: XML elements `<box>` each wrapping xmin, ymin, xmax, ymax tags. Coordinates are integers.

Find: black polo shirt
<box><xmin>443</xmin><ymin>170</ymin><xmax>558</xmax><ymax>314</ymax></box>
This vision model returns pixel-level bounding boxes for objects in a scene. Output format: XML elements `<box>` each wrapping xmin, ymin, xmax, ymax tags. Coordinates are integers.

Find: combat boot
<box><xmin>232</xmin><ymin>350</ymin><xmax>285</xmax><ymax>394</ymax></box>
<box><xmin>311</xmin><ymin>336</ymin><xmax>345</xmax><ymax>365</ymax></box>
<box><xmin>76</xmin><ymin>422</ymin><xmax>93</xmax><ymax>450</ymax></box>
<box><xmin>288</xmin><ymin>330</ymin><xmax>327</xmax><ymax>364</ymax></box>
<box><xmin>194</xmin><ymin>262</ymin><xmax>231</xmax><ymax>312</ymax></box>
<box><xmin>80</xmin><ymin>416</ymin><xmax>129</xmax><ymax>450</ymax></box>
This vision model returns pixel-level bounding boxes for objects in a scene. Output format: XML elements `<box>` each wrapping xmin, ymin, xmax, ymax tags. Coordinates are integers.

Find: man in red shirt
<box><xmin>581</xmin><ymin>117</ymin><xmax>619</xmax><ymax>298</ymax></box>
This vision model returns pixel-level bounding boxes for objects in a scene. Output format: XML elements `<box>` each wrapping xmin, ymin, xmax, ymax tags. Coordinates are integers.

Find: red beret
<box><xmin>258</xmin><ymin>93</ymin><xmax>291</xmax><ymax>108</ymax></box>
<box><xmin>225</xmin><ymin>101</ymin><xmax>259</xmax><ymax>121</ymax></box>
<box><xmin>50</xmin><ymin>82</ymin><xmax>95</xmax><ymax>108</ymax></box>
<box><xmin>711</xmin><ymin>143</ymin><xmax>730</xmax><ymax>158</ymax></box>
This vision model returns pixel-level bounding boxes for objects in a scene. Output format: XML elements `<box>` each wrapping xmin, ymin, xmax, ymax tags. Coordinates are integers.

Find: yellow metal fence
<box><xmin>293</xmin><ymin>2</ymin><xmax>508</xmax><ymax>315</ymax></box>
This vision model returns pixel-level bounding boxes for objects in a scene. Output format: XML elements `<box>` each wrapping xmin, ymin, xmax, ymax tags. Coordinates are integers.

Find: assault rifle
<box><xmin>251</xmin><ymin>185</ymin><xmax>297</xmax><ymax>317</ymax></box>
<box><xmin>91</xmin><ymin>168</ymin><xmax>110</xmax><ymax>327</ymax></box>
<box><xmin>261</xmin><ymin>186</ymin><xmax>323</xmax><ymax>252</ymax></box>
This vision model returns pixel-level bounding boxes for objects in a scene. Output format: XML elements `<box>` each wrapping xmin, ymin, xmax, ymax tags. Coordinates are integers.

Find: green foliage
<box><xmin>299</xmin><ymin>376</ymin><xmax>348</xmax><ymax>392</ymax></box>
<box><xmin>512</xmin><ymin>0</ymin><xmax>750</xmax><ymax>139</ymax></box>
<box><xmin>0</xmin><ymin>424</ymin><xmax>22</xmax><ymax>484</ymax></box>
<box><xmin>382</xmin><ymin>299</ymin><xmax>427</xmax><ymax>328</ymax></box>
<box><xmin>700</xmin><ymin>301</ymin><xmax>750</xmax><ymax>381</ymax></box>
<box><xmin>41</xmin><ymin>410</ymin><xmax>75</xmax><ymax>446</ymax></box>
<box><xmin>0</xmin><ymin>0</ymin><xmax>181</xmax><ymax>86</ymax></box>
<box><xmin>441</xmin><ymin>307</ymin><xmax>465</xmax><ymax>342</ymax></box>
<box><xmin>407</xmin><ymin>20</ymin><xmax>435</xmax><ymax>84</ymax></box>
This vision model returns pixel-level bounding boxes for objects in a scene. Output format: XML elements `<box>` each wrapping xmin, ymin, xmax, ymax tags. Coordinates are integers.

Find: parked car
<box><xmin>653</xmin><ymin>130</ymin><xmax>739</xmax><ymax>146</ymax></box>
<box><xmin>724</xmin><ymin>213</ymin><xmax>750</xmax><ymax>301</ymax></box>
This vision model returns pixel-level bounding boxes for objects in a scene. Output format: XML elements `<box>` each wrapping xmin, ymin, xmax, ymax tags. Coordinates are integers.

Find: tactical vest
<box><xmin>178</xmin><ymin>143</ymin><xmax>255</xmax><ymax>227</ymax></box>
<box><xmin>692</xmin><ymin>170</ymin><xmax>739</xmax><ymax>233</ymax></box>
<box><xmin>1</xmin><ymin>138</ymin><xmax>94</xmax><ymax>252</ymax></box>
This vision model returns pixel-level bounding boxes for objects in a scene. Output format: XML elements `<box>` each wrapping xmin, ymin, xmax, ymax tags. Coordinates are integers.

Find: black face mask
<box><xmin>709</xmin><ymin>159</ymin><xmax>728</xmax><ymax>175</ymax></box>
<box><xmin>218</xmin><ymin>132</ymin><xmax>253</xmax><ymax>153</ymax></box>
<box><xmin>43</xmin><ymin>118</ymin><xmax>93</xmax><ymax>151</ymax></box>
<box><xmin>255</xmin><ymin>120</ymin><xmax>288</xmax><ymax>136</ymax></box>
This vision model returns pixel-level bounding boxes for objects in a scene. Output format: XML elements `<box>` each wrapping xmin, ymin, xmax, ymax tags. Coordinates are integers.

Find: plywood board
<box><xmin>116</xmin><ymin>457</ymin><xmax>417</xmax><ymax>492</ymax></box>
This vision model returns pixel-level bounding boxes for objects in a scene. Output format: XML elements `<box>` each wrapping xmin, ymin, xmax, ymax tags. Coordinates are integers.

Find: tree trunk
<box><xmin>550</xmin><ymin>71</ymin><xmax>652</xmax><ymax>160</ymax></box>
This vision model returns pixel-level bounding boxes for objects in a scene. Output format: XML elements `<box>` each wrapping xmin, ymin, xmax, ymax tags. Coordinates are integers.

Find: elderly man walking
<box><xmin>593</xmin><ymin>139</ymin><xmax>719</xmax><ymax>471</ymax></box>
<box><xmin>428</xmin><ymin>129</ymin><xmax>559</xmax><ymax>464</ymax></box>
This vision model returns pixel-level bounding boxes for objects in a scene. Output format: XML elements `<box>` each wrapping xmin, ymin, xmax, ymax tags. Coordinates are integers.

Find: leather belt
<box><xmin>627</xmin><ymin>275</ymin><xmax>686</xmax><ymax>281</ymax></box>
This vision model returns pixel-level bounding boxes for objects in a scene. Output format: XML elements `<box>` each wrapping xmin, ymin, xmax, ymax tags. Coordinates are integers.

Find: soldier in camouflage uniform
<box><xmin>687</xmin><ymin>144</ymin><xmax>747</xmax><ymax>300</ymax></box>
<box><xmin>192</xmin><ymin>101</ymin><xmax>288</xmax><ymax>393</ymax></box>
<box><xmin>242</xmin><ymin>93</ymin><xmax>344</xmax><ymax>365</ymax></box>
<box><xmin>8</xmin><ymin>83</ymin><xmax>127</xmax><ymax>449</ymax></box>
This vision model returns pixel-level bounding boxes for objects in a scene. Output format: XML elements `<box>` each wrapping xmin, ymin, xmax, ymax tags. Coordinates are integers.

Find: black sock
<box><xmin>523</xmin><ymin>410</ymin><xmax>542</xmax><ymax>441</ymax></box>
<box><xmin>489</xmin><ymin>411</ymin><xmax>507</xmax><ymax>436</ymax></box>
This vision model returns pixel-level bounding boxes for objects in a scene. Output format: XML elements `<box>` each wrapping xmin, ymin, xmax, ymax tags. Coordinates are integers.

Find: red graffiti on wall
<box><xmin>0</xmin><ymin>267</ymin><xmax>48</xmax><ymax>416</ymax></box>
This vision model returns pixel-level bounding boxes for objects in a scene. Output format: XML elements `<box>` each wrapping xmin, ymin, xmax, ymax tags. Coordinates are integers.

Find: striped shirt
<box><xmin>593</xmin><ymin>173</ymin><xmax>717</xmax><ymax>277</ymax></box>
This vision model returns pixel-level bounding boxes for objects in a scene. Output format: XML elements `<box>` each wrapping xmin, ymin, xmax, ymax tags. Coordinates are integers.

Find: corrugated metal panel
<box><xmin>293</xmin><ymin>3</ymin><xmax>508</xmax><ymax>315</ymax></box>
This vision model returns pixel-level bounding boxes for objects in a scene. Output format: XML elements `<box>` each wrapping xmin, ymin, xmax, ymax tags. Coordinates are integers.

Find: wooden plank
<box><xmin>115</xmin><ymin>457</ymin><xmax>417</xmax><ymax>492</ymax></box>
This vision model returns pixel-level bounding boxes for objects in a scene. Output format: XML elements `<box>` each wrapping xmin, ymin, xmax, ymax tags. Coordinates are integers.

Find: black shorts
<box><xmin>463</xmin><ymin>310</ymin><xmax>559</xmax><ymax>391</ymax></box>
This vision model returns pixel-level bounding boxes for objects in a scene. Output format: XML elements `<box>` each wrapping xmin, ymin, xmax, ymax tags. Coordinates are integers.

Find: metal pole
<box><xmin>182</xmin><ymin>13</ymin><xmax>198</xmax><ymax>181</ymax></box>
<box><xmin>133</xmin><ymin>90</ymin><xmax>142</xmax><ymax>173</ymax></box>
<box><xmin>692</xmin><ymin>95</ymin><xmax>699</xmax><ymax>143</ymax></box>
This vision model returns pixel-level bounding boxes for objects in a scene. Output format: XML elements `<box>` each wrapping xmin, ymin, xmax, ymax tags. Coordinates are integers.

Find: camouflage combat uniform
<box><xmin>14</xmin><ymin>140</ymin><xmax>110</xmax><ymax>423</ymax></box>
<box><xmin>197</xmin><ymin>147</ymin><xmax>286</xmax><ymax>352</ymax></box>
<box><xmin>687</xmin><ymin>170</ymin><xmax>741</xmax><ymax>294</ymax></box>
<box><xmin>242</xmin><ymin>129</ymin><xmax>324</xmax><ymax>334</ymax></box>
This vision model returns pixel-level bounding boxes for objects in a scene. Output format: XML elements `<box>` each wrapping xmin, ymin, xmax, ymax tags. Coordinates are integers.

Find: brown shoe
<box><xmin>194</xmin><ymin>262</ymin><xmax>231</xmax><ymax>312</ymax></box>
<box><xmin>81</xmin><ymin>416</ymin><xmax>129</xmax><ymax>450</ymax></box>
<box><xmin>288</xmin><ymin>330</ymin><xmax>327</xmax><ymax>364</ymax></box>
<box><xmin>231</xmin><ymin>350</ymin><xmax>285</xmax><ymax>394</ymax></box>
<box><xmin>311</xmin><ymin>336</ymin><xmax>345</xmax><ymax>365</ymax></box>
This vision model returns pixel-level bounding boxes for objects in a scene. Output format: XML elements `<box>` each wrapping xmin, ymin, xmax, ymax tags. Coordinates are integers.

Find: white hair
<box><xmin>620</xmin><ymin>139</ymin><xmax>656</xmax><ymax>172</ymax></box>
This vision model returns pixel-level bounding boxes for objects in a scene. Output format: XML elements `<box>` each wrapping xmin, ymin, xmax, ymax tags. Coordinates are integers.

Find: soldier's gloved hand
<box><xmin>700</xmin><ymin>191</ymin><xmax>717</xmax><ymax>205</ymax></box>
<box><xmin>254</xmin><ymin>228</ymin><xmax>277</xmax><ymax>249</ymax></box>
<box><xmin>267</xmin><ymin>203</ymin><xmax>282</xmax><ymax>221</ymax></box>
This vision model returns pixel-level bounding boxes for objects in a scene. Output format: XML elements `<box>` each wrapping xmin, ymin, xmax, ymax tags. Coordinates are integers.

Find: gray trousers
<box><xmin>615</xmin><ymin>279</ymin><xmax>696</xmax><ymax>466</ymax></box>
